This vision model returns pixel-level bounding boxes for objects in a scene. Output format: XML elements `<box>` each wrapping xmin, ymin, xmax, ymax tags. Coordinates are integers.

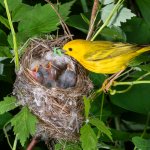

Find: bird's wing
<box><xmin>84</xmin><ymin>41</ymin><xmax>139</xmax><ymax>61</ymax></box>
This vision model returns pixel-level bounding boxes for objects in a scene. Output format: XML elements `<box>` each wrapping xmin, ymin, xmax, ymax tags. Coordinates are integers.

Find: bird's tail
<box><xmin>137</xmin><ymin>45</ymin><xmax>150</xmax><ymax>54</ymax></box>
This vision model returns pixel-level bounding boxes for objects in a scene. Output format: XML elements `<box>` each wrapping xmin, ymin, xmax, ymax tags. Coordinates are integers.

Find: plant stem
<box><xmin>100</xmin><ymin>92</ymin><xmax>104</xmax><ymax>121</ymax></box>
<box><xmin>91</xmin><ymin>0</ymin><xmax>124</xmax><ymax>41</ymax></box>
<box><xmin>111</xmin><ymin>72</ymin><xmax>150</xmax><ymax>94</ymax></box>
<box><xmin>97</xmin><ymin>92</ymin><xmax>105</xmax><ymax>138</ymax></box>
<box><xmin>12</xmin><ymin>135</ymin><xmax>18</xmax><ymax>150</ymax></box>
<box><xmin>3</xmin><ymin>121</ymin><xmax>13</xmax><ymax>149</ymax></box>
<box><xmin>4</xmin><ymin>0</ymin><xmax>19</xmax><ymax>70</ymax></box>
<box><xmin>113</xmin><ymin>80</ymin><xmax>150</xmax><ymax>86</ymax></box>
<box><xmin>141</xmin><ymin>112</ymin><xmax>150</xmax><ymax>138</ymax></box>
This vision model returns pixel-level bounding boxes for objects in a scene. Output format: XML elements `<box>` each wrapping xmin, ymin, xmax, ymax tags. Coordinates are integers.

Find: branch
<box><xmin>86</xmin><ymin>0</ymin><xmax>99</xmax><ymax>40</ymax></box>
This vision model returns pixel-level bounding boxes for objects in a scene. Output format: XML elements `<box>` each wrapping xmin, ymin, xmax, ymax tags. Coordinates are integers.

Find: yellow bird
<box><xmin>63</xmin><ymin>40</ymin><xmax>150</xmax><ymax>74</ymax></box>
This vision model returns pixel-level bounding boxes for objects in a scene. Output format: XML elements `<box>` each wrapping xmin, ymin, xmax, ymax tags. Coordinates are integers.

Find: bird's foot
<box><xmin>102</xmin><ymin>70</ymin><xmax>124</xmax><ymax>92</ymax></box>
<box><xmin>102</xmin><ymin>78</ymin><xmax>115</xmax><ymax>92</ymax></box>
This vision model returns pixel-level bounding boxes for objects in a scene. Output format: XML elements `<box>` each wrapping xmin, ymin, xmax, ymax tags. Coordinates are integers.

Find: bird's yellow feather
<box><xmin>63</xmin><ymin>40</ymin><xmax>150</xmax><ymax>74</ymax></box>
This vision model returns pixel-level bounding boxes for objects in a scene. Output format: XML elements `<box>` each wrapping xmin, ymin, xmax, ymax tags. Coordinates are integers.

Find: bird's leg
<box><xmin>102</xmin><ymin>70</ymin><xmax>124</xmax><ymax>92</ymax></box>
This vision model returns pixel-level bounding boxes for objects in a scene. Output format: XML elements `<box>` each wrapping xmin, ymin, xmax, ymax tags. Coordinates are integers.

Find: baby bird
<box><xmin>27</xmin><ymin>66</ymin><xmax>44</xmax><ymax>83</ymax></box>
<box><xmin>39</xmin><ymin>63</ymin><xmax>56</xmax><ymax>88</ymax></box>
<box><xmin>57</xmin><ymin>63</ymin><xmax>76</xmax><ymax>89</ymax></box>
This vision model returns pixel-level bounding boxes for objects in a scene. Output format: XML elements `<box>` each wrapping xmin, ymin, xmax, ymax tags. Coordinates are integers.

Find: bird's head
<box><xmin>63</xmin><ymin>40</ymin><xmax>86</xmax><ymax>60</ymax></box>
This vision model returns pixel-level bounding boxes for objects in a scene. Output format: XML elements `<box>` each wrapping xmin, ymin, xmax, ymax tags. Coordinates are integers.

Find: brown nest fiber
<box><xmin>13</xmin><ymin>36</ymin><xmax>93</xmax><ymax>141</ymax></box>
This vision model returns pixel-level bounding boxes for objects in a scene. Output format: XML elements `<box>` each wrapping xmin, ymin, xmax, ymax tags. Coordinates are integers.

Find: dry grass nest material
<box><xmin>13</xmin><ymin>36</ymin><xmax>93</xmax><ymax>141</ymax></box>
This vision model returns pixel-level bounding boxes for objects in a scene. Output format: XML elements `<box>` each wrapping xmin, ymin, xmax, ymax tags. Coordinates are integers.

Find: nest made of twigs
<box><xmin>13</xmin><ymin>36</ymin><xmax>93</xmax><ymax>141</ymax></box>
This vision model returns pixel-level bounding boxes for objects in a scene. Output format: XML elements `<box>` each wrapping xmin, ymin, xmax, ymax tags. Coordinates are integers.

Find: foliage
<box><xmin>10</xmin><ymin>107</ymin><xmax>37</xmax><ymax>146</ymax></box>
<box><xmin>0</xmin><ymin>0</ymin><xmax>150</xmax><ymax>149</ymax></box>
<box><xmin>0</xmin><ymin>96</ymin><xmax>18</xmax><ymax>114</ymax></box>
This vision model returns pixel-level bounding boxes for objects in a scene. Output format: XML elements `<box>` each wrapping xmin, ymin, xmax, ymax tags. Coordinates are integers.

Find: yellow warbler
<box><xmin>63</xmin><ymin>40</ymin><xmax>150</xmax><ymax>74</ymax></box>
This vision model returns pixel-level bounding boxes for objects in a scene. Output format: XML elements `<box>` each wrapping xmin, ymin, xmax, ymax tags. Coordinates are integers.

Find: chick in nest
<box><xmin>41</xmin><ymin>62</ymin><xmax>57</xmax><ymax>88</ymax></box>
<box><xmin>57</xmin><ymin>63</ymin><xmax>76</xmax><ymax>89</ymax></box>
<box><xmin>27</xmin><ymin>66</ymin><xmax>44</xmax><ymax>83</ymax></box>
<box><xmin>28</xmin><ymin>62</ymin><xmax>57</xmax><ymax>88</ymax></box>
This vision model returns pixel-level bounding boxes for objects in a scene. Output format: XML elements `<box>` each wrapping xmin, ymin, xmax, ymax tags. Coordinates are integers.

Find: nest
<box><xmin>13</xmin><ymin>36</ymin><xmax>93</xmax><ymax>141</ymax></box>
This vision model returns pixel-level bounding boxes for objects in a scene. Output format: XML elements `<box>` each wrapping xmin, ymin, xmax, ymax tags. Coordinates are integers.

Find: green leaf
<box><xmin>132</xmin><ymin>136</ymin><xmax>150</xmax><ymax>150</ymax></box>
<box><xmin>0</xmin><ymin>29</ymin><xmax>8</xmax><ymax>46</ymax></box>
<box><xmin>129</xmin><ymin>53</ymin><xmax>150</xmax><ymax>67</ymax></box>
<box><xmin>0</xmin><ymin>112</ymin><xmax>12</xmax><ymax>129</ymax></box>
<box><xmin>122</xmin><ymin>17</ymin><xmax>150</xmax><ymax>44</ymax></box>
<box><xmin>0</xmin><ymin>46</ymin><xmax>12</xmax><ymax>58</ymax></box>
<box><xmin>11</xmin><ymin>107</ymin><xmax>38</xmax><ymax>146</ymax></box>
<box><xmin>89</xmin><ymin>72</ymin><xmax>106</xmax><ymax>88</ymax></box>
<box><xmin>136</xmin><ymin>0</ymin><xmax>150</xmax><ymax>25</ymax></box>
<box><xmin>55</xmin><ymin>141</ymin><xmax>82</xmax><ymax>150</ymax></box>
<box><xmin>110</xmin><ymin>128</ymin><xmax>132</xmax><ymax>141</ymax></box>
<box><xmin>0</xmin><ymin>96</ymin><xmax>18</xmax><ymax>115</ymax></box>
<box><xmin>12</xmin><ymin>3</ymin><xmax>33</xmax><ymax>22</ymax></box>
<box><xmin>0</xmin><ymin>0</ymin><xmax>21</xmax><ymax>11</ymax></box>
<box><xmin>83</xmin><ymin>96</ymin><xmax>91</xmax><ymax>119</ymax></box>
<box><xmin>100</xmin><ymin>26</ymin><xmax>126</xmax><ymax>42</ymax></box>
<box><xmin>89</xmin><ymin>118</ymin><xmax>112</xmax><ymax>141</ymax></box>
<box><xmin>80</xmin><ymin>124</ymin><xmax>97</xmax><ymax>150</ymax></box>
<box><xmin>101</xmin><ymin>4</ymin><xmax>136</xmax><ymax>27</ymax></box>
<box><xmin>140</xmin><ymin>64</ymin><xmax>150</xmax><ymax>72</ymax></box>
<box><xmin>110</xmin><ymin>84</ymin><xmax>150</xmax><ymax>114</ymax></box>
<box><xmin>0</xmin><ymin>16</ymin><xmax>10</xmax><ymax>29</ymax></box>
<box><xmin>66</xmin><ymin>14</ymin><xmax>89</xmax><ymax>33</ymax></box>
<box><xmin>14</xmin><ymin>1</ymin><xmax>75</xmax><ymax>42</ymax></box>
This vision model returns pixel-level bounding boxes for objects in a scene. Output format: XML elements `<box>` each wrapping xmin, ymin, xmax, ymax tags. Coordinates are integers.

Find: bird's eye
<box><xmin>68</xmin><ymin>48</ymin><xmax>73</xmax><ymax>51</ymax></box>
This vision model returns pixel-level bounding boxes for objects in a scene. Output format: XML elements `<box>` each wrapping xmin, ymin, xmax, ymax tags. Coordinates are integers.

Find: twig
<box><xmin>27</xmin><ymin>137</ymin><xmax>39</xmax><ymax>150</ymax></box>
<box><xmin>86</xmin><ymin>0</ymin><xmax>99</xmax><ymax>40</ymax></box>
<box><xmin>45</xmin><ymin>0</ymin><xmax>72</xmax><ymax>40</ymax></box>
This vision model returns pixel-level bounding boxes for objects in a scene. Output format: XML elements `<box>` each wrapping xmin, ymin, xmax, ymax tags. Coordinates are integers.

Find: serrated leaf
<box><xmin>101</xmin><ymin>4</ymin><xmax>136</xmax><ymax>27</ymax></box>
<box><xmin>12</xmin><ymin>3</ymin><xmax>33</xmax><ymax>22</ymax></box>
<box><xmin>83</xmin><ymin>96</ymin><xmax>91</xmax><ymax>119</ymax></box>
<box><xmin>132</xmin><ymin>136</ymin><xmax>150</xmax><ymax>150</ymax></box>
<box><xmin>14</xmin><ymin>1</ymin><xmax>75</xmax><ymax>43</ymax></box>
<box><xmin>89</xmin><ymin>118</ymin><xmax>112</xmax><ymax>141</ymax></box>
<box><xmin>80</xmin><ymin>124</ymin><xmax>97</xmax><ymax>150</ymax></box>
<box><xmin>11</xmin><ymin>107</ymin><xmax>38</xmax><ymax>146</ymax></box>
<box><xmin>0</xmin><ymin>96</ymin><xmax>18</xmax><ymax>115</ymax></box>
<box><xmin>0</xmin><ymin>0</ymin><xmax>21</xmax><ymax>11</ymax></box>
